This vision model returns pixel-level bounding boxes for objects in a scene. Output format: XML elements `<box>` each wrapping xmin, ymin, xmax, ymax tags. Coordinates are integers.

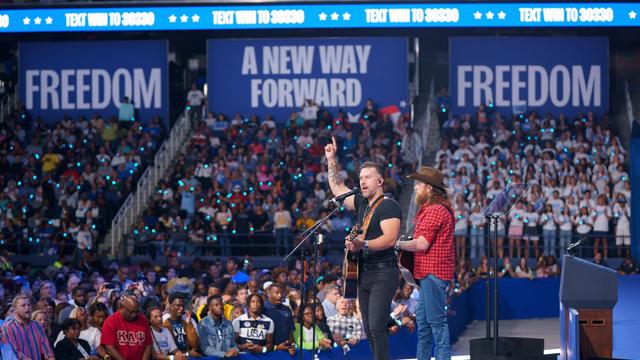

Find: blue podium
<box><xmin>559</xmin><ymin>255</ymin><xmax>617</xmax><ymax>360</ymax></box>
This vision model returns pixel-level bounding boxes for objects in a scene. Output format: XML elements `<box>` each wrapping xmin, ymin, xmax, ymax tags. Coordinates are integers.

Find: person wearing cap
<box><xmin>396</xmin><ymin>166</ymin><xmax>455</xmax><ymax>360</ymax></box>
<box><xmin>325</xmin><ymin>137</ymin><xmax>402</xmax><ymax>360</ymax></box>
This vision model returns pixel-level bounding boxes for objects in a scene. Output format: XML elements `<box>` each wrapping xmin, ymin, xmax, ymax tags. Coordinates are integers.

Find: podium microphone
<box><xmin>329</xmin><ymin>187</ymin><xmax>361</xmax><ymax>205</ymax></box>
<box><xmin>567</xmin><ymin>237</ymin><xmax>587</xmax><ymax>255</ymax></box>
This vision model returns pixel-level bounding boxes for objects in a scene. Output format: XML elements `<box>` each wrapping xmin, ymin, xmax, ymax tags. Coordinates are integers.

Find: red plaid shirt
<box><xmin>412</xmin><ymin>202</ymin><xmax>456</xmax><ymax>281</ymax></box>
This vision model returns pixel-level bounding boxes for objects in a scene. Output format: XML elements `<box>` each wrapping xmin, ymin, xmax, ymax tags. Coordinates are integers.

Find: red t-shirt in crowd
<box><xmin>100</xmin><ymin>311</ymin><xmax>152</xmax><ymax>360</ymax></box>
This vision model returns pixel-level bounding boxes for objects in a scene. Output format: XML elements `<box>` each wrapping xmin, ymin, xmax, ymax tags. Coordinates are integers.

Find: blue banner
<box><xmin>449</xmin><ymin>37</ymin><xmax>609</xmax><ymax>117</ymax></box>
<box><xmin>631</xmin><ymin>122</ymin><xmax>640</xmax><ymax>262</ymax></box>
<box><xmin>19</xmin><ymin>40</ymin><xmax>168</xmax><ymax>125</ymax></box>
<box><xmin>207</xmin><ymin>38</ymin><xmax>408</xmax><ymax>122</ymax></box>
<box><xmin>0</xmin><ymin>3</ymin><xmax>639</xmax><ymax>33</ymax></box>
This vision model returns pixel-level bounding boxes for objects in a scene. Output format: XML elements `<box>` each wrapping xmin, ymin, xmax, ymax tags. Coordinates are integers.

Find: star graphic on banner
<box><xmin>486</xmin><ymin>11</ymin><xmax>494</xmax><ymax>20</ymax></box>
<box><xmin>180</xmin><ymin>14</ymin><xmax>188</xmax><ymax>23</ymax></box>
<box><xmin>330</xmin><ymin>12</ymin><xmax>339</xmax><ymax>21</ymax></box>
<box><xmin>473</xmin><ymin>11</ymin><xmax>482</xmax><ymax>20</ymax></box>
<box><xmin>23</xmin><ymin>17</ymin><xmax>31</xmax><ymax>25</ymax></box>
<box><xmin>342</xmin><ymin>12</ymin><xmax>351</xmax><ymax>21</ymax></box>
<box><xmin>45</xmin><ymin>16</ymin><xmax>53</xmax><ymax>24</ymax></box>
<box><xmin>399</xmin><ymin>100</ymin><xmax>408</xmax><ymax>108</ymax></box>
<box><xmin>630</xmin><ymin>10</ymin><xmax>637</xmax><ymax>19</ymax></box>
<box><xmin>191</xmin><ymin>14</ymin><xmax>200</xmax><ymax>23</ymax></box>
<box><xmin>169</xmin><ymin>14</ymin><xmax>177</xmax><ymax>23</ymax></box>
<box><xmin>34</xmin><ymin>17</ymin><xmax>42</xmax><ymax>25</ymax></box>
<box><xmin>498</xmin><ymin>11</ymin><xmax>507</xmax><ymax>20</ymax></box>
<box><xmin>319</xmin><ymin>12</ymin><xmax>327</xmax><ymax>21</ymax></box>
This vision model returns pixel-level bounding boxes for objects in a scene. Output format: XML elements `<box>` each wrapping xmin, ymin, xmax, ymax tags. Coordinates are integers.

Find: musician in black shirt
<box><xmin>325</xmin><ymin>137</ymin><xmax>401</xmax><ymax>360</ymax></box>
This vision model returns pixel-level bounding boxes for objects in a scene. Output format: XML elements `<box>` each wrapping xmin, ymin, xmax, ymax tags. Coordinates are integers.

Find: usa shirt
<box><xmin>232</xmin><ymin>314</ymin><xmax>274</xmax><ymax>346</ymax></box>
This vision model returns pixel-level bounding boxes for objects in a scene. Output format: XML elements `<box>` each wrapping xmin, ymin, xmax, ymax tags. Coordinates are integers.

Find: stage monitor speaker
<box><xmin>470</xmin><ymin>337</ymin><xmax>555</xmax><ymax>360</ymax></box>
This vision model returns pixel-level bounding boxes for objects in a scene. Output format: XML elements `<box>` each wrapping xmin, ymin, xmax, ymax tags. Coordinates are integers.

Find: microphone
<box><xmin>330</xmin><ymin>187</ymin><xmax>361</xmax><ymax>205</ymax></box>
<box><xmin>567</xmin><ymin>237</ymin><xmax>586</xmax><ymax>253</ymax></box>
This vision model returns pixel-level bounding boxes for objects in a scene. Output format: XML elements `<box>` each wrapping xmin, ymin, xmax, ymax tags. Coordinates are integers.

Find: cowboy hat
<box><xmin>406</xmin><ymin>166</ymin><xmax>448</xmax><ymax>191</ymax></box>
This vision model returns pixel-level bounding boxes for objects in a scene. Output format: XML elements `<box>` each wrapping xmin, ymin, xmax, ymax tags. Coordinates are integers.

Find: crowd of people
<box><xmin>436</xmin><ymin>93</ymin><xmax>630</xmax><ymax>261</ymax></box>
<box><xmin>0</xmin><ymin>254</ymin><xmax>421</xmax><ymax>359</ymax></box>
<box><xmin>0</xmin><ymin>105</ymin><xmax>167</xmax><ymax>259</ymax></box>
<box><xmin>129</xmin><ymin>94</ymin><xmax>419</xmax><ymax>257</ymax></box>
<box><xmin>0</xmin><ymin>245</ymin><xmax>634</xmax><ymax>359</ymax></box>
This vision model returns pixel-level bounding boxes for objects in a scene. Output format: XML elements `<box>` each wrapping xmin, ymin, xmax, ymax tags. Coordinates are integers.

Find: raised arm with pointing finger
<box><xmin>325</xmin><ymin>137</ymin><xmax>355</xmax><ymax>210</ymax></box>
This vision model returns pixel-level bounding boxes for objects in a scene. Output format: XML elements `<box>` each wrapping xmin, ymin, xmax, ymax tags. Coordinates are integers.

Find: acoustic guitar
<box><xmin>396</xmin><ymin>234</ymin><xmax>421</xmax><ymax>290</ymax></box>
<box><xmin>342</xmin><ymin>224</ymin><xmax>362</xmax><ymax>299</ymax></box>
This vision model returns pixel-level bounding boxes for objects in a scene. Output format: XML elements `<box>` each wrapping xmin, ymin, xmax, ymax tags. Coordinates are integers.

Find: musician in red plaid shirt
<box><xmin>396</xmin><ymin>166</ymin><xmax>455</xmax><ymax>360</ymax></box>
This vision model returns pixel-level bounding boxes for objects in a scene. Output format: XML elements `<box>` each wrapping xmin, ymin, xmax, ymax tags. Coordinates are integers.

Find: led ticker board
<box><xmin>0</xmin><ymin>3</ymin><xmax>639</xmax><ymax>32</ymax></box>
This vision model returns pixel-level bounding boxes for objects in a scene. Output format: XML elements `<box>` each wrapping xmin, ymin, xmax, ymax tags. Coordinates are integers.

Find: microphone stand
<box><xmin>284</xmin><ymin>201</ymin><xmax>344</xmax><ymax>360</ymax></box>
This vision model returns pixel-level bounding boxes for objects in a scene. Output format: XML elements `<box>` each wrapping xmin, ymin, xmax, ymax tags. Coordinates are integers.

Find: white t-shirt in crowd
<box><xmin>187</xmin><ymin>90</ymin><xmax>205</xmax><ymax>106</ymax></box>
<box><xmin>555</xmin><ymin>214</ymin><xmax>573</xmax><ymax>231</ymax></box>
<box><xmin>523</xmin><ymin>212</ymin><xmax>539</xmax><ymax>228</ymax></box>
<box><xmin>152</xmin><ymin>326</ymin><xmax>178</xmax><ymax>355</ymax></box>
<box><xmin>574</xmin><ymin>214</ymin><xmax>592</xmax><ymax>234</ymax></box>
<box><xmin>469</xmin><ymin>212</ymin><xmax>484</xmax><ymax>229</ymax></box>
<box><xmin>55</xmin><ymin>327</ymin><xmax>101</xmax><ymax>350</ymax></box>
<box><xmin>454</xmin><ymin>209</ymin><xmax>468</xmax><ymax>231</ymax></box>
<box><xmin>591</xmin><ymin>205</ymin><xmax>611</xmax><ymax>232</ymax></box>
<box><xmin>509</xmin><ymin>209</ymin><xmax>526</xmax><ymax>228</ymax></box>
<box><xmin>613</xmin><ymin>204</ymin><xmax>630</xmax><ymax>236</ymax></box>
<box><xmin>541</xmin><ymin>212</ymin><xmax>557</xmax><ymax>230</ymax></box>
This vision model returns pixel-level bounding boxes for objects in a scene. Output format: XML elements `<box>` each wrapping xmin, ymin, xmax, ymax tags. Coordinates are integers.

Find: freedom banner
<box><xmin>450</xmin><ymin>37</ymin><xmax>609</xmax><ymax>117</ymax></box>
<box><xmin>20</xmin><ymin>40</ymin><xmax>169</xmax><ymax>124</ymax></box>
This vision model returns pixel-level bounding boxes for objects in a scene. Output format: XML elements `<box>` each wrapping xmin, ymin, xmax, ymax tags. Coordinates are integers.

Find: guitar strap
<box><xmin>438</xmin><ymin>202</ymin><xmax>455</xmax><ymax>222</ymax></box>
<box><xmin>361</xmin><ymin>195</ymin><xmax>385</xmax><ymax>240</ymax></box>
<box><xmin>403</xmin><ymin>202</ymin><xmax>453</xmax><ymax>240</ymax></box>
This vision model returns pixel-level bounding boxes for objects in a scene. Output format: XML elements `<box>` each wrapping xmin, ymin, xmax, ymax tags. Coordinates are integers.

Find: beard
<box><xmin>415</xmin><ymin>188</ymin><xmax>430</xmax><ymax>206</ymax></box>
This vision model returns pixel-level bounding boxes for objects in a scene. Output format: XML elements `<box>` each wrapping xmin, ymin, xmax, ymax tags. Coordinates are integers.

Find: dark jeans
<box><xmin>358</xmin><ymin>265</ymin><xmax>399</xmax><ymax>360</ymax></box>
<box><xmin>275</xmin><ymin>228</ymin><xmax>290</xmax><ymax>256</ymax></box>
<box><xmin>189</xmin><ymin>105</ymin><xmax>202</xmax><ymax>128</ymax></box>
